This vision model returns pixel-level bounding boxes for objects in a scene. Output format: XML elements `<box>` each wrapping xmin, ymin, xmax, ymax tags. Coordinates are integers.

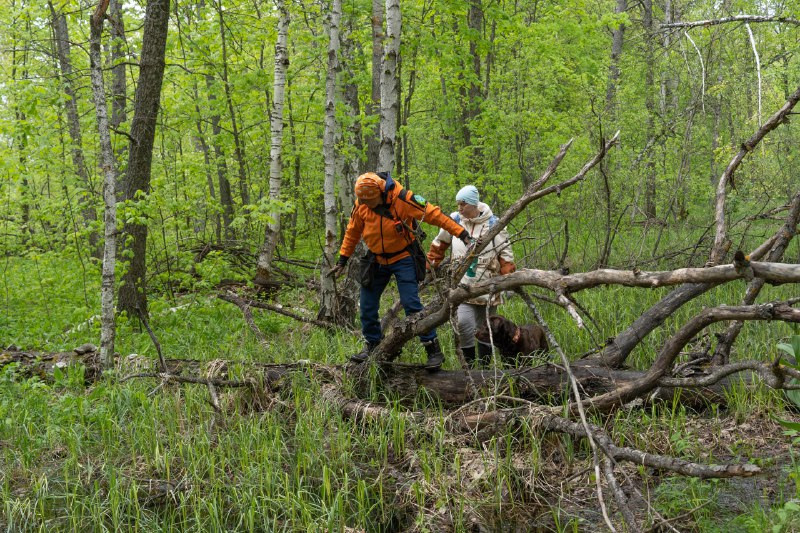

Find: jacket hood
<box><xmin>455</xmin><ymin>202</ymin><xmax>493</xmax><ymax>224</ymax></box>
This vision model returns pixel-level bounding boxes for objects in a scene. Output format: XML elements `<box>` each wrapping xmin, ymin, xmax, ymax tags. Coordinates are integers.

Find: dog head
<box><xmin>475</xmin><ymin>316</ymin><xmax>521</xmax><ymax>354</ymax></box>
<box><xmin>476</xmin><ymin>315</ymin><xmax>548</xmax><ymax>359</ymax></box>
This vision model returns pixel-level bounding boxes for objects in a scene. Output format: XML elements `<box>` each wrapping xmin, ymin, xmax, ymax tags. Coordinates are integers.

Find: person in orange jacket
<box><xmin>331</xmin><ymin>172</ymin><xmax>471</xmax><ymax>369</ymax></box>
<box><xmin>427</xmin><ymin>185</ymin><xmax>516</xmax><ymax>366</ymax></box>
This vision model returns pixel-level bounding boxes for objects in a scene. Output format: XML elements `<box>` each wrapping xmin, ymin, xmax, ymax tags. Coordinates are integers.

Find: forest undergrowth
<box><xmin>2</xmin><ymin>222</ymin><xmax>800</xmax><ymax>531</ymax></box>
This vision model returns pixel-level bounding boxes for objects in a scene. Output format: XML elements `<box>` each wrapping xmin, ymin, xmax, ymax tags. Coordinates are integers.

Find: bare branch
<box><xmin>661</xmin><ymin>15</ymin><xmax>800</xmax><ymax>30</ymax></box>
<box><xmin>658</xmin><ymin>359</ymin><xmax>800</xmax><ymax>389</ymax></box>
<box><xmin>713</xmin><ymin>191</ymin><xmax>800</xmax><ymax>364</ymax></box>
<box><xmin>587</xmin><ymin>303</ymin><xmax>800</xmax><ymax>411</ymax></box>
<box><xmin>710</xmin><ymin>85</ymin><xmax>800</xmax><ymax>265</ymax></box>
<box><xmin>218</xmin><ymin>290</ymin><xmax>347</xmax><ymax>330</ymax></box>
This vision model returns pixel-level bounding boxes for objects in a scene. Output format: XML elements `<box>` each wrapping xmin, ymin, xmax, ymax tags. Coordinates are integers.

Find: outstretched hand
<box><xmin>329</xmin><ymin>264</ymin><xmax>346</xmax><ymax>278</ymax></box>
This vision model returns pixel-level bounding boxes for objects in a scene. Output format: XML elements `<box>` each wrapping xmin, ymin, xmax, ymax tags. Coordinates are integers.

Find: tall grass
<box><xmin>2</xmin><ymin>233</ymin><xmax>800</xmax><ymax>530</ymax></box>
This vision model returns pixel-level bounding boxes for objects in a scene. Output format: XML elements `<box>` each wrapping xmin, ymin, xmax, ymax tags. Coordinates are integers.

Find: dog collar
<box><xmin>511</xmin><ymin>327</ymin><xmax>521</xmax><ymax>344</ymax></box>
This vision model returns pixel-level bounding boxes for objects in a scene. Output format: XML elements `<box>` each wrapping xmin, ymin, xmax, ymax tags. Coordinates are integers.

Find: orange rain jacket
<box><xmin>339</xmin><ymin>179</ymin><xmax>465</xmax><ymax>266</ymax></box>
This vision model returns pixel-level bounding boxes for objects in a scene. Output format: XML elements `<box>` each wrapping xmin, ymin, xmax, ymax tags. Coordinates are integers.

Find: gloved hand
<box><xmin>330</xmin><ymin>264</ymin><xmax>346</xmax><ymax>278</ymax></box>
<box><xmin>498</xmin><ymin>258</ymin><xmax>516</xmax><ymax>275</ymax></box>
<box><xmin>458</xmin><ymin>229</ymin><xmax>474</xmax><ymax>247</ymax></box>
<box><xmin>329</xmin><ymin>256</ymin><xmax>348</xmax><ymax>278</ymax></box>
<box><xmin>426</xmin><ymin>242</ymin><xmax>449</xmax><ymax>268</ymax></box>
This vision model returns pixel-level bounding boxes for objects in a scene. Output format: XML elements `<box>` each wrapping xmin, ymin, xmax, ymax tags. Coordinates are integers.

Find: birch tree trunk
<box><xmin>319</xmin><ymin>0</ymin><xmax>343</xmax><ymax>322</ymax></box>
<box><xmin>117</xmin><ymin>0</ymin><xmax>171</xmax><ymax>319</ymax></box>
<box><xmin>49</xmin><ymin>2</ymin><xmax>99</xmax><ymax>254</ymax></box>
<box><xmin>89</xmin><ymin>0</ymin><xmax>118</xmax><ymax>368</ymax></box>
<box><xmin>377</xmin><ymin>0</ymin><xmax>400</xmax><ymax>173</ymax></box>
<box><xmin>255</xmin><ymin>0</ymin><xmax>290</xmax><ymax>286</ymax></box>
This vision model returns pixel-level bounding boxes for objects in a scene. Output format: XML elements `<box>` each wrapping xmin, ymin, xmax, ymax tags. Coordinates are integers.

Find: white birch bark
<box><xmin>320</xmin><ymin>0</ymin><xmax>342</xmax><ymax>321</ymax></box>
<box><xmin>377</xmin><ymin>0</ymin><xmax>400</xmax><ymax>173</ymax></box>
<box><xmin>89</xmin><ymin>0</ymin><xmax>118</xmax><ymax>368</ymax></box>
<box><xmin>255</xmin><ymin>0</ymin><xmax>290</xmax><ymax>284</ymax></box>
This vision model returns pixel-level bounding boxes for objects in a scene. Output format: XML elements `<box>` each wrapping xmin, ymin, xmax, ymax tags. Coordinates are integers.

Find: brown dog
<box><xmin>475</xmin><ymin>315</ymin><xmax>549</xmax><ymax>360</ymax></box>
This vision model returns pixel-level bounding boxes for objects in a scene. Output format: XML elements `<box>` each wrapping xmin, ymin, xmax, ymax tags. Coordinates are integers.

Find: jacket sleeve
<box><xmin>423</xmin><ymin>202</ymin><xmax>465</xmax><ymax>237</ymax></box>
<box><xmin>338</xmin><ymin>206</ymin><xmax>365</xmax><ymax>259</ymax></box>
<box><xmin>398</xmin><ymin>189</ymin><xmax>465</xmax><ymax>237</ymax></box>
<box><xmin>497</xmin><ymin>227</ymin><xmax>514</xmax><ymax>263</ymax></box>
<box><xmin>426</xmin><ymin>241</ymin><xmax>449</xmax><ymax>267</ymax></box>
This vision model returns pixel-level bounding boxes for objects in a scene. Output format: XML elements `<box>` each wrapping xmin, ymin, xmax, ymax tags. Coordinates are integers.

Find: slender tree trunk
<box><xmin>604</xmin><ymin>0</ymin><xmax>626</xmax><ymax>115</ymax></box>
<box><xmin>327</xmin><ymin>27</ymin><xmax>362</xmax><ymax>324</ymax></box>
<box><xmin>255</xmin><ymin>0</ymin><xmax>289</xmax><ymax>285</ymax></box>
<box><xmin>110</xmin><ymin>0</ymin><xmax>128</xmax><ymax>166</ymax></box>
<box><xmin>340</xmin><ymin>30</ymin><xmax>361</xmax><ymax>224</ymax></box>
<box><xmin>206</xmin><ymin>75</ymin><xmax>234</xmax><ymax>240</ymax></box>
<box><xmin>191</xmin><ymin>91</ymin><xmax>221</xmax><ymax>242</ymax></box>
<box><xmin>118</xmin><ymin>0</ymin><xmax>171</xmax><ymax>320</ymax></box>
<box><xmin>643</xmin><ymin>0</ymin><xmax>657</xmax><ymax>220</ymax></box>
<box><xmin>90</xmin><ymin>0</ymin><xmax>118</xmax><ymax>368</ymax></box>
<box><xmin>11</xmin><ymin>13</ymin><xmax>32</xmax><ymax>240</ymax></box>
<box><xmin>365</xmin><ymin>0</ymin><xmax>383</xmax><ymax>171</ymax></box>
<box><xmin>286</xmin><ymin>91</ymin><xmax>300</xmax><ymax>252</ymax></box>
<box><xmin>464</xmin><ymin>0</ymin><xmax>483</xmax><ymax>174</ymax></box>
<box><xmin>49</xmin><ymin>2</ymin><xmax>100</xmax><ymax>256</ymax></box>
<box><xmin>320</xmin><ymin>0</ymin><xmax>343</xmax><ymax>323</ymax></box>
<box><xmin>400</xmin><ymin>46</ymin><xmax>417</xmax><ymax>187</ymax></box>
<box><xmin>214</xmin><ymin>0</ymin><xmax>250</xmax><ymax>208</ymax></box>
<box><xmin>378</xmin><ymin>0</ymin><xmax>400</xmax><ymax>173</ymax></box>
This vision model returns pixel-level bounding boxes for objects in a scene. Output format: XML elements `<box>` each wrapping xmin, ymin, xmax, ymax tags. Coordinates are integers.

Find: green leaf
<box><xmin>787</xmin><ymin>384</ymin><xmax>800</xmax><ymax>410</ymax></box>
<box><xmin>777</xmin><ymin>343</ymin><xmax>795</xmax><ymax>358</ymax></box>
<box><xmin>774</xmin><ymin>416</ymin><xmax>800</xmax><ymax>433</ymax></box>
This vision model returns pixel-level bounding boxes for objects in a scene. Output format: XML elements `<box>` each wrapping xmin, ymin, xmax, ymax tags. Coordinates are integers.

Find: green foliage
<box><xmin>3</xmin><ymin>0</ymin><xmax>800</xmax><ymax>529</ymax></box>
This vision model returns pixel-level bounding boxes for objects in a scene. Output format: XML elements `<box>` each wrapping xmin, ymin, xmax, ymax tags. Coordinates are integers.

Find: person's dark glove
<box><xmin>330</xmin><ymin>256</ymin><xmax>348</xmax><ymax>277</ymax></box>
<box><xmin>458</xmin><ymin>229</ymin><xmax>474</xmax><ymax>247</ymax></box>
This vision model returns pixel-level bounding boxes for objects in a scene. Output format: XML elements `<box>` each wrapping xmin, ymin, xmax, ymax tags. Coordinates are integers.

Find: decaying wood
<box><xmin>320</xmin><ymin>387</ymin><xmax>761</xmax><ymax>480</ymax></box>
<box><xmin>585</xmin><ymin>302</ymin><xmax>800</xmax><ymax>411</ymax></box>
<box><xmin>600</xmin><ymin>203</ymin><xmax>796</xmax><ymax>368</ymax></box>
<box><xmin>371</xmin><ymin>262</ymin><xmax>800</xmax><ymax>363</ymax></box>
<box><xmin>712</xmin><ymin>191</ymin><xmax>800</xmax><ymax>364</ymax></box>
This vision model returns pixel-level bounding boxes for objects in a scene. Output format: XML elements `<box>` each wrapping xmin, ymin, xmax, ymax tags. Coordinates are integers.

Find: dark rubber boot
<box><xmin>462</xmin><ymin>345</ymin><xmax>477</xmax><ymax>367</ymax></box>
<box><xmin>351</xmin><ymin>342</ymin><xmax>378</xmax><ymax>363</ymax></box>
<box><xmin>477</xmin><ymin>342</ymin><xmax>494</xmax><ymax>366</ymax></box>
<box><xmin>423</xmin><ymin>339</ymin><xmax>444</xmax><ymax>371</ymax></box>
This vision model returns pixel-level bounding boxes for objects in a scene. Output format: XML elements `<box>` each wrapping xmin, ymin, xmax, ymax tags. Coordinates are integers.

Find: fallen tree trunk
<box><xmin>0</xmin><ymin>346</ymin><xmax>736</xmax><ymax>408</ymax></box>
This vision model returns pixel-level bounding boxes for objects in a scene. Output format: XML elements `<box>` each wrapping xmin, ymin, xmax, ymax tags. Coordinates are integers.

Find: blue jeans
<box><xmin>360</xmin><ymin>256</ymin><xmax>436</xmax><ymax>344</ymax></box>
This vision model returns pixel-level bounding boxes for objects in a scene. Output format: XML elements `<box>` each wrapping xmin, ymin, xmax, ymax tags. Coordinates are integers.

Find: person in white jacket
<box><xmin>426</xmin><ymin>185</ymin><xmax>516</xmax><ymax>366</ymax></box>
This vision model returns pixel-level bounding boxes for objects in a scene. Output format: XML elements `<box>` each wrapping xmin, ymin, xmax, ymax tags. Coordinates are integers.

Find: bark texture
<box><xmin>118</xmin><ymin>0</ymin><xmax>171</xmax><ymax>319</ymax></box>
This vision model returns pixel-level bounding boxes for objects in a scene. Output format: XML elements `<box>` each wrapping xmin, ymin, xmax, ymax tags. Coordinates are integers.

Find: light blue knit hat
<box><xmin>455</xmin><ymin>185</ymin><xmax>479</xmax><ymax>206</ymax></box>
